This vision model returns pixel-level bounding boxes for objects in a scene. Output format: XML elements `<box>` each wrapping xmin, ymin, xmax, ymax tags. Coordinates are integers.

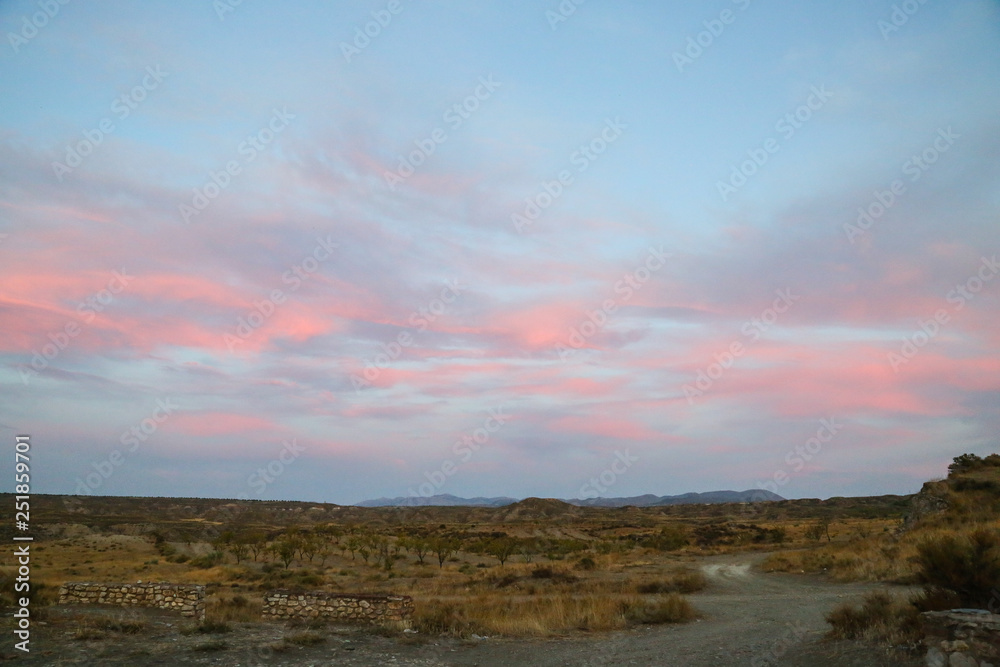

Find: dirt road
<box><xmin>8</xmin><ymin>554</ymin><xmax>922</xmax><ymax>666</ymax></box>
<box><xmin>432</xmin><ymin>553</ymin><xmax>921</xmax><ymax>667</ymax></box>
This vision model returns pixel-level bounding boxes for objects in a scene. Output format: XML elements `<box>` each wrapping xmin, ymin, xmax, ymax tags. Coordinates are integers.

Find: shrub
<box><xmin>72</xmin><ymin>626</ymin><xmax>107</xmax><ymax>641</ymax></box>
<box><xmin>636</xmin><ymin>568</ymin><xmax>706</xmax><ymax>595</ymax></box>
<box><xmin>596</xmin><ymin>540</ymin><xmax>631</xmax><ymax>555</ymax></box>
<box><xmin>190</xmin><ymin>551</ymin><xmax>226</xmax><ymax>569</ymax></box>
<box><xmin>69</xmin><ymin>613</ymin><xmax>145</xmax><ymax>642</ymax></box>
<box><xmin>490</xmin><ymin>573</ymin><xmax>520</xmax><ymax>589</ymax></box>
<box><xmin>412</xmin><ymin>601</ymin><xmax>481</xmax><ymax>637</ymax></box>
<box><xmin>826</xmin><ymin>591</ymin><xmax>921</xmax><ymax>644</ymax></box>
<box><xmin>530</xmin><ymin>566</ymin><xmax>578</xmax><ymax>583</ymax></box>
<box><xmin>949</xmin><ymin>453</ymin><xmax>985</xmax><ymax>476</ymax></box>
<box><xmin>297</xmin><ymin>574</ymin><xmax>324</xmax><ymax>587</ymax></box>
<box><xmin>575</xmin><ymin>557</ymin><xmax>597</xmax><ymax>571</ymax></box>
<box><xmin>206</xmin><ymin>595</ymin><xmax>261</xmax><ymax>624</ymax></box>
<box><xmin>624</xmin><ymin>593</ymin><xmax>697</xmax><ymax>624</ymax></box>
<box><xmin>97</xmin><ymin>618</ymin><xmax>146</xmax><ymax>634</ymax></box>
<box><xmin>914</xmin><ymin>528</ymin><xmax>1000</xmax><ymax>608</ymax></box>
<box><xmin>182</xmin><ymin>620</ymin><xmax>232</xmax><ymax>635</ymax></box>
<box><xmin>283</xmin><ymin>631</ymin><xmax>325</xmax><ymax>646</ymax></box>
<box><xmin>671</xmin><ymin>567</ymin><xmax>707</xmax><ymax>593</ymax></box>
<box><xmin>642</xmin><ymin>525</ymin><xmax>688</xmax><ymax>551</ymax></box>
<box><xmin>910</xmin><ymin>587</ymin><xmax>962</xmax><ymax>612</ymax></box>
<box><xmin>0</xmin><ymin>574</ymin><xmax>56</xmax><ymax>614</ymax></box>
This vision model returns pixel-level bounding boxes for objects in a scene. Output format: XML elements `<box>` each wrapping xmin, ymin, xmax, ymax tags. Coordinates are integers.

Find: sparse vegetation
<box><xmin>70</xmin><ymin>615</ymin><xmax>147</xmax><ymax>641</ymax></box>
<box><xmin>624</xmin><ymin>593</ymin><xmax>699</xmax><ymax>625</ymax></box>
<box><xmin>768</xmin><ymin>454</ymin><xmax>1000</xmax><ymax>590</ymax></box>
<box><xmin>635</xmin><ymin>567</ymin><xmax>707</xmax><ymax>594</ymax></box>
<box><xmin>205</xmin><ymin>594</ymin><xmax>261</xmax><ymax>624</ymax></box>
<box><xmin>914</xmin><ymin>527</ymin><xmax>1000</xmax><ymax>608</ymax></box>
<box><xmin>283</xmin><ymin>630</ymin><xmax>326</xmax><ymax>646</ymax></box>
<box><xmin>817</xmin><ymin>454</ymin><xmax>1000</xmax><ymax>651</ymax></box>
<box><xmin>413</xmin><ymin>592</ymin><xmax>696</xmax><ymax>637</ymax></box>
<box><xmin>826</xmin><ymin>591</ymin><xmax>922</xmax><ymax>645</ymax></box>
<box><xmin>192</xmin><ymin>640</ymin><xmax>229</xmax><ymax>652</ymax></box>
<box><xmin>6</xmin><ymin>453</ymin><xmax>998</xmax><ymax>659</ymax></box>
<box><xmin>182</xmin><ymin>620</ymin><xmax>232</xmax><ymax>635</ymax></box>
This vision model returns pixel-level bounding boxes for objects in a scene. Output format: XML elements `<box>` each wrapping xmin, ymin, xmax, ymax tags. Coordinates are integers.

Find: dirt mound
<box><xmin>498</xmin><ymin>497</ymin><xmax>580</xmax><ymax>521</ymax></box>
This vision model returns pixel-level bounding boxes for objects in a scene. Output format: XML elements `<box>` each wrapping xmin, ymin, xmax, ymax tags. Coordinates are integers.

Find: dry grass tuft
<box><xmin>825</xmin><ymin>591</ymin><xmax>921</xmax><ymax>645</ymax></box>
<box><xmin>283</xmin><ymin>630</ymin><xmax>326</xmax><ymax>646</ymax></box>
<box><xmin>635</xmin><ymin>566</ymin><xmax>706</xmax><ymax>594</ymax></box>
<box><xmin>624</xmin><ymin>593</ymin><xmax>699</xmax><ymax>625</ymax></box>
<box><xmin>181</xmin><ymin>620</ymin><xmax>232</xmax><ymax>635</ymax></box>
<box><xmin>205</xmin><ymin>594</ymin><xmax>261</xmax><ymax>623</ymax></box>
<box><xmin>70</xmin><ymin>616</ymin><xmax>147</xmax><ymax>641</ymax></box>
<box><xmin>413</xmin><ymin>591</ymin><xmax>697</xmax><ymax>637</ymax></box>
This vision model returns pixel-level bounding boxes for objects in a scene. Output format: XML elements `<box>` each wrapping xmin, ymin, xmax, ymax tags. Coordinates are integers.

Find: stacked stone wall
<box><xmin>58</xmin><ymin>582</ymin><xmax>205</xmax><ymax>620</ymax></box>
<box><xmin>262</xmin><ymin>591</ymin><xmax>413</xmax><ymax>627</ymax></box>
<box><xmin>922</xmin><ymin>610</ymin><xmax>1000</xmax><ymax>666</ymax></box>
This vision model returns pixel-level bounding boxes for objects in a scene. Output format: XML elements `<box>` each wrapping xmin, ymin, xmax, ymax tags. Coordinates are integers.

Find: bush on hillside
<box><xmin>914</xmin><ymin>528</ymin><xmax>1000</xmax><ymax>608</ymax></box>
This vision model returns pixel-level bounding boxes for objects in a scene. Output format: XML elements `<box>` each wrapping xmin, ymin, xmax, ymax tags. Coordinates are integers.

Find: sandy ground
<box><xmin>3</xmin><ymin>554</ymin><xmax>923</xmax><ymax>666</ymax></box>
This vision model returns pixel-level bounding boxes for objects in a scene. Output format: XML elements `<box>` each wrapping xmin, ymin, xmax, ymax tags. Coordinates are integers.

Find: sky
<box><xmin>1</xmin><ymin>0</ymin><xmax>998</xmax><ymax>505</ymax></box>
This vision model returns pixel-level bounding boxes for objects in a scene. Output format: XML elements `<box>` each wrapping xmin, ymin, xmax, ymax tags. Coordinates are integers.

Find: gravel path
<box><xmin>434</xmin><ymin>553</ymin><xmax>922</xmax><ymax>667</ymax></box>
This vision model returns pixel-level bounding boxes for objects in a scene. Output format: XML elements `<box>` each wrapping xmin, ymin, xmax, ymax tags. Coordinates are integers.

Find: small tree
<box><xmin>486</xmin><ymin>537</ymin><xmax>517</xmax><ymax>566</ymax></box>
<box><xmin>519</xmin><ymin>538</ymin><xmax>538</xmax><ymax>563</ymax></box>
<box><xmin>357</xmin><ymin>534</ymin><xmax>374</xmax><ymax>564</ymax></box>
<box><xmin>212</xmin><ymin>530</ymin><xmax>235</xmax><ymax>562</ymax></box>
<box><xmin>431</xmin><ymin>537</ymin><xmax>460</xmax><ymax>568</ymax></box>
<box><xmin>317</xmin><ymin>524</ymin><xmax>343</xmax><ymax>548</ymax></box>
<box><xmin>246</xmin><ymin>531</ymin><xmax>268</xmax><ymax>561</ymax></box>
<box><xmin>299</xmin><ymin>534</ymin><xmax>322</xmax><ymax>563</ymax></box>
<box><xmin>949</xmin><ymin>453</ymin><xmax>984</xmax><ymax>476</ymax></box>
<box><xmin>227</xmin><ymin>535</ymin><xmax>251</xmax><ymax>564</ymax></box>
<box><xmin>373</xmin><ymin>536</ymin><xmax>399</xmax><ymax>571</ymax></box>
<box><xmin>271</xmin><ymin>537</ymin><xmax>298</xmax><ymax>569</ymax></box>
<box><xmin>344</xmin><ymin>535</ymin><xmax>361</xmax><ymax>561</ymax></box>
<box><xmin>805</xmin><ymin>518</ymin><xmax>831</xmax><ymax>543</ymax></box>
<box><xmin>407</xmin><ymin>537</ymin><xmax>431</xmax><ymax>565</ymax></box>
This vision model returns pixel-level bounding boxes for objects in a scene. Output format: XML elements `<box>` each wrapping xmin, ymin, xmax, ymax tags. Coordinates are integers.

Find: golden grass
<box><xmin>762</xmin><ymin>518</ymin><xmax>1000</xmax><ymax>583</ymax></box>
<box><xmin>412</xmin><ymin>591</ymin><xmax>697</xmax><ymax>637</ymax></box>
<box><xmin>69</xmin><ymin>614</ymin><xmax>147</xmax><ymax>641</ymax></box>
<box><xmin>825</xmin><ymin>591</ymin><xmax>921</xmax><ymax>645</ymax></box>
<box><xmin>204</xmin><ymin>594</ymin><xmax>262</xmax><ymax>624</ymax></box>
<box><xmin>634</xmin><ymin>566</ymin><xmax>707</xmax><ymax>594</ymax></box>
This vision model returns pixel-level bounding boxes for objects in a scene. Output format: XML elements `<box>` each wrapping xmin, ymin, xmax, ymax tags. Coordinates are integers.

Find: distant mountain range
<box><xmin>356</xmin><ymin>494</ymin><xmax>519</xmax><ymax>508</ymax></box>
<box><xmin>355</xmin><ymin>489</ymin><xmax>783</xmax><ymax>508</ymax></box>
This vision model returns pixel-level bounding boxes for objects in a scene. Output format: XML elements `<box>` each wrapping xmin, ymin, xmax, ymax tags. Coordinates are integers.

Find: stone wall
<box><xmin>59</xmin><ymin>582</ymin><xmax>206</xmax><ymax>620</ymax></box>
<box><xmin>262</xmin><ymin>591</ymin><xmax>413</xmax><ymax>627</ymax></box>
<box><xmin>922</xmin><ymin>610</ymin><xmax>1000</xmax><ymax>667</ymax></box>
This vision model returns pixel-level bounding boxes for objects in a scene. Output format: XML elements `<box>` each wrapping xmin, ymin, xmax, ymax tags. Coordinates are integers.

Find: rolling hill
<box><xmin>356</xmin><ymin>489</ymin><xmax>784</xmax><ymax>507</ymax></box>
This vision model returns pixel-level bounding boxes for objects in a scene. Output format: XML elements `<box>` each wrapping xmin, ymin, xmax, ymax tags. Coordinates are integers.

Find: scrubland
<box><xmin>0</xmin><ymin>455</ymin><xmax>996</xmax><ymax>664</ymax></box>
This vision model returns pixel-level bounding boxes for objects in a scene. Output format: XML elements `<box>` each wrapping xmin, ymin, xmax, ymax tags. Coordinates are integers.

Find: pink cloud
<box><xmin>164</xmin><ymin>412</ymin><xmax>279</xmax><ymax>437</ymax></box>
<box><xmin>548</xmin><ymin>414</ymin><xmax>662</xmax><ymax>441</ymax></box>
